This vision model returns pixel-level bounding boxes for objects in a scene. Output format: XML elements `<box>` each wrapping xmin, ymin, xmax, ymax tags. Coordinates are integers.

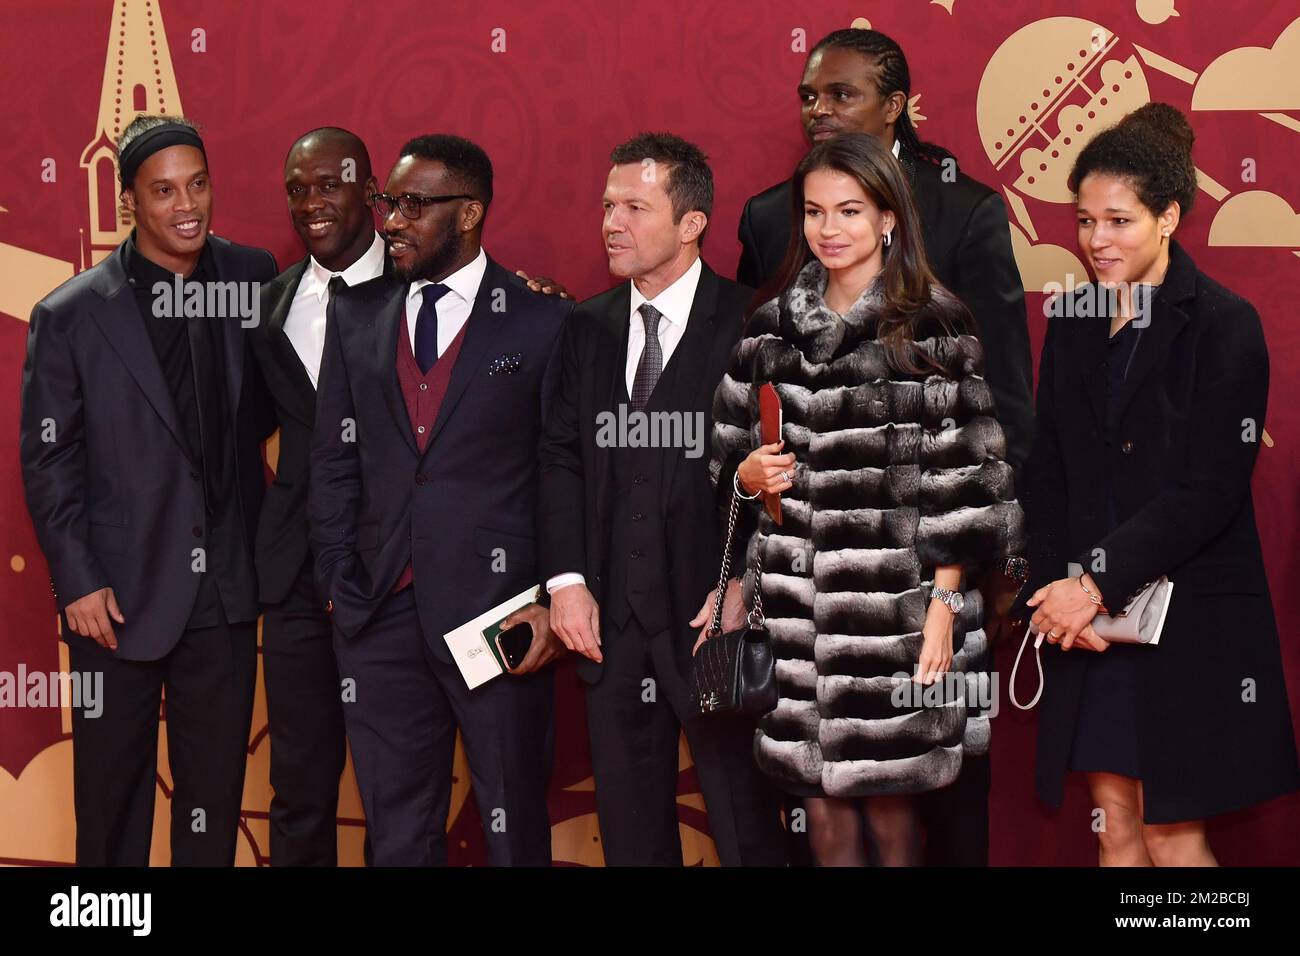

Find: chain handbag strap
<box><xmin>708</xmin><ymin>485</ymin><xmax>767</xmax><ymax>636</ymax></box>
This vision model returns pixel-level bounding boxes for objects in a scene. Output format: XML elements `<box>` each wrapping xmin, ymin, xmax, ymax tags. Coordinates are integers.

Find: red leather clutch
<box><xmin>759</xmin><ymin>382</ymin><xmax>783</xmax><ymax>525</ymax></box>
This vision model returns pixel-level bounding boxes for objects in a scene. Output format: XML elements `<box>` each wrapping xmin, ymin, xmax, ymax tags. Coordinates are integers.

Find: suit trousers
<box><xmin>262</xmin><ymin>557</ymin><xmax>349</xmax><ymax>866</ymax></box>
<box><xmin>584</xmin><ymin>613</ymin><xmax>788</xmax><ymax>866</ymax></box>
<box><xmin>66</xmin><ymin>603</ymin><xmax>257</xmax><ymax>866</ymax></box>
<box><xmin>332</xmin><ymin>587</ymin><xmax>555</xmax><ymax>866</ymax></box>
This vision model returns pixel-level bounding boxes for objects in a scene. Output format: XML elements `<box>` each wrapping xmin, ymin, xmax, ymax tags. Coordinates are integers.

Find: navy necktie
<box><xmin>414</xmin><ymin>283</ymin><xmax>451</xmax><ymax>374</ymax></box>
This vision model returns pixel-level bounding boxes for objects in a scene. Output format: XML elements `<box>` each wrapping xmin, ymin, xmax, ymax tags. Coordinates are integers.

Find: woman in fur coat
<box><xmin>709</xmin><ymin>133</ymin><xmax>1024</xmax><ymax>866</ymax></box>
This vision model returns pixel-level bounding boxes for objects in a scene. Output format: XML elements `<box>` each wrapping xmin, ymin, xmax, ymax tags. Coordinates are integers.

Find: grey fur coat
<box><xmin>710</xmin><ymin>260</ymin><xmax>1025</xmax><ymax>798</ymax></box>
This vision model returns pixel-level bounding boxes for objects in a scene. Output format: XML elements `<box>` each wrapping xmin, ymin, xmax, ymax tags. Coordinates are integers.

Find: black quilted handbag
<box><xmin>690</xmin><ymin>486</ymin><xmax>778</xmax><ymax>717</ymax></box>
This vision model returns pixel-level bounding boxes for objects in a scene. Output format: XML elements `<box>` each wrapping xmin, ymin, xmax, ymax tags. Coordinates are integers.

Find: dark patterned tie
<box><xmin>631</xmin><ymin>302</ymin><xmax>663</xmax><ymax>411</ymax></box>
<box><xmin>414</xmin><ymin>283</ymin><xmax>451</xmax><ymax>374</ymax></box>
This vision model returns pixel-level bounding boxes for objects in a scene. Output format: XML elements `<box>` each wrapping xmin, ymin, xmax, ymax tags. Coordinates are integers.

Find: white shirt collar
<box><xmin>892</xmin><ymin>138</ymin><xmax>901</xmax><ymax>159</ymax></box>
<box><xmin>408</xmin><ymin>246</ymin><xmax>488</xmax><ymax>305</ymax></box>
<box><xmin>629</xmin><ymin>255</ymin><xmax>702</xmax><ymax>329</ymax></box>
<box><xmin>305</xmin><ymin>231</ymin><xmax>386</xmax><ymax>299</ymax></box>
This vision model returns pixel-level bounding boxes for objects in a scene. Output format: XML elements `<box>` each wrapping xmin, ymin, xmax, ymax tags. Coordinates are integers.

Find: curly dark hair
<box><xmin>1068</xmin><ymin>102</ymin><xmax>1197</xmax><ymax>218</ymax></box>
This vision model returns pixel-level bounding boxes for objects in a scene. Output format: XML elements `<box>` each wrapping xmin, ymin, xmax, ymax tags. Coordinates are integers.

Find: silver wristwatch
<box><xmin>931</xmin><ymin>586</ymin><xmax>964</xmax><ymax>615</ymax></box>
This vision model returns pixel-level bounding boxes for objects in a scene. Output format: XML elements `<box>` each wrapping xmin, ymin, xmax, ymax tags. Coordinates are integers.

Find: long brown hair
<box><xmin>755</xmin><ymin>132</ymin><xmax>967</xmax><ymax>374</ymax></box>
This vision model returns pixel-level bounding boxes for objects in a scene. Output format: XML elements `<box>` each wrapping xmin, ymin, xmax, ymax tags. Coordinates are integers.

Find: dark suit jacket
<box><xmin>538</xmin><ymin>261</ymin><xmax>750</xmax><ymax>684</ymax></box>
<box><xmin>20</xmin><ymin>236</ymin><xmax>277</xmax><ymax>661</ymax></box>
<box><xmin>309</xmin><ymin>255</ymin><xmax>571</xmax><ymax>659</ymax></box>
<box><xmin>736</xmin><ymin>147</ymin><xmax>1035</xmax><ymax>468</ymax></box>
<box><xmin>251</xmin><ymin>251</ymin><xmax>392</xmax><ymax>606</ymax></box>
<box><xmin>1013</xmin><ymin>240</ymin><xmax>1299</xmax><ymax>822</ymax></box>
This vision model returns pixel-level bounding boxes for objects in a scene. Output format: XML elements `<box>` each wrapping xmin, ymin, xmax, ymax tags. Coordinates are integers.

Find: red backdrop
<box><xmin>2</xmin><ymin>0</ymin><xmax>1297</xmax><ymax>865</ymax></box>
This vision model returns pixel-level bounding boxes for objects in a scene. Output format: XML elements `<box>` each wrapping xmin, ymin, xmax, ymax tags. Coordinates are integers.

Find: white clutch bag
<box><xmin>1089</xmin><ymin>577</ymin><xmax>1173</xmax><ymax>646</ymax></box>
<box><xmin>1009</xmin><ymin>577</ymin><xmax>1173</xmax><ymax>710</ymax></box>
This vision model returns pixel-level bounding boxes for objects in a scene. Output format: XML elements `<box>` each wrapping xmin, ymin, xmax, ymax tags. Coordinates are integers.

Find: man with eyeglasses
<box><xmin>309</xmin><ymin>134</ymin><xmax>572</xmax><ymax>865</ymax></box>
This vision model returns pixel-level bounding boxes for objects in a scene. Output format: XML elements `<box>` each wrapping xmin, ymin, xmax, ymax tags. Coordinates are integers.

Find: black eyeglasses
<box><xmin>373</xmin><ymin>192</ymin><xmax>475</xmax><ymax>220</ymax></box>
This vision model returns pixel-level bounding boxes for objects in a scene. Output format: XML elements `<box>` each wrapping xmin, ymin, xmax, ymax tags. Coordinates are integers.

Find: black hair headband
<box><xmin>118</xmin><ymin>123</ymin><xmax>206</xmax><ymax>188</ymax></box>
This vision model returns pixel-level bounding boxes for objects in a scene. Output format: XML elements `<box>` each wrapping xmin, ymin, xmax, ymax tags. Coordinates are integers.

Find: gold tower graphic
<box><xmin>79</xmin><ymin>0</ymin><xmax>185</xmax><ymax>267</ymax></box>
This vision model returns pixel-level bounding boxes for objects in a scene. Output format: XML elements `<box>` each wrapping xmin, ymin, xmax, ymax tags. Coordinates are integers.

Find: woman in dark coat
<box><xmin>1014</xmin><ymin>103</ymin><xmax>1300</xmax><ymax>865</ymax></box>
<box><xmin>709</xmin><ymin>133</ymin><xmax>1023</xmax><ymax>865</ymax></box>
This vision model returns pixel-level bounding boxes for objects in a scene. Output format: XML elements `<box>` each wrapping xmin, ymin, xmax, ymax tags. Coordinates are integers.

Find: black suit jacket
<box><xmin>737</xmin><ymin>148</ymin><xmax>1035</xmax><ymax>468</ymax></box>
<box><xmin>1013</xmin><ymin>241</ymin><xmax>1299</xmax><ymax>821</ymax></box>
<box><xmin>539</xmin><ymin>261</ymin><xmax>750</xmax><ymax>683</ymax></box>
<box><xmin>20</xmin><ymin>235</ymin><xmax>277</xmax><ymax>661</ymax></box>
<box><xmin>251</xmin><ymin>250</ymin><xmax>392</xmax><ymax>606</ymax></box>
<box><xmin>309</xmin><ymin>255</ymin><xmax>571</xmax><ymax>658</ymax></box>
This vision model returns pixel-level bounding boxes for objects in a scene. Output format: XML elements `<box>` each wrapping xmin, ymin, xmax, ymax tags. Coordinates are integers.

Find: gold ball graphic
<box><xmin>977</xmin><ymin>16</ymin><xmax>1151</xmax><ymax>203</ymax></box>
<box><xmin>1136</xmin><ymin>0</ymin><xmax>1180</xmax><ymax>26</ymax></box>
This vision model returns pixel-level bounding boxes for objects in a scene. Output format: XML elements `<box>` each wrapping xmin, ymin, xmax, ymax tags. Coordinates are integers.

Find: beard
<box><xmin>393</xmin><ymin>228</ymin><xmax>462</xmax><ymax>283</ymax></box>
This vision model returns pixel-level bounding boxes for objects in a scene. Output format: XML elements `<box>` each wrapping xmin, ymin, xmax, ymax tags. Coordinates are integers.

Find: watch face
<box><xmin>1006</xmin><ymin>557</ymin><xmax>1028</xmax><ymax>583</ymax></box>
<box><xmin>951</xmin><ymin>592</ymin><xmax>965</xmax><ymax>613</ymax></box>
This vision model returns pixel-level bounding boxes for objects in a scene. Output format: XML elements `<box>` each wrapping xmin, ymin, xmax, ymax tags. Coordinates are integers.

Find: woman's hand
<box><xmin>1071</xmin><ymin>624</ymin><xmax>1111</xmax><ymax>653</ymax></box>
<box><xmin>1026</xmin><ymin>576</ymin><xmax>1101</xmax><ymax>650</ymax></box>
<box><xmin>915</xmin><ymin>599</ymin><xmax>954</xmax><ymax>684</ymax></box>
<box><xmin>737</xmin><ymin>440</ymin><xmax>796</xmax><ymax>496</ymax></box>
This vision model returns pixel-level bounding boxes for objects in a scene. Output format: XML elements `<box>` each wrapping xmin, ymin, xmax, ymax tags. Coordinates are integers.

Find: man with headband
<box><xmin>20</xmin><ymin>115</ymin><xmax>278</xmax><ymax>865</ymax></box>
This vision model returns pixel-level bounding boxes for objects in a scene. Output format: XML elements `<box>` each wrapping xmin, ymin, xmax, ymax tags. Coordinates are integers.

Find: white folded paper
<box><xmin>442</xmin><ymin>585</ymin><xmax>539</xmax><ymax>689</ymax></box>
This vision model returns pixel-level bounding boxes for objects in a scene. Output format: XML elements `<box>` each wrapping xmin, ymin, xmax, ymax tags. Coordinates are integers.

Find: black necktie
<box><xmin>327</xmin><ymin>274</ymin><xmax>345</xmax><ymax>302</ymax></box>
<box><xmin>631</xmin><ymin>302</ymin><xmax>664</xmax><ymax>411</ymax></box>
<box><xmin>414</xmin><ymin>283</ymin><xmax>451</xmax><ymax>374</ymax></box>
<box><xmin>186</xmin><ymin>304</ymin><xmax>226</xmax><ymax>519</ymax></box>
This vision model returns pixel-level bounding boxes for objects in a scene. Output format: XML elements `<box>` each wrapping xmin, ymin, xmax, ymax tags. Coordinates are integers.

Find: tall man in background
<box><xmin>736</xmin><ymin>28</ymin><xmax>1035</xmax><ymax>867</ymax></box>
<box><xmin>20</xmin><ymin>116</ymin><xmax>277</xmax><ymax>865</ymax></box>
<box><xmin>540</xmin><ymin>133</ymin><xmax>787</xmax><ymax>866</ymax></box>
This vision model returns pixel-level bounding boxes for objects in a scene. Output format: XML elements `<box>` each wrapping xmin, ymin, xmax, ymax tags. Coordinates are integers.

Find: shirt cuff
<box><xmin>546</xmin><ymin>572</ymin><xmax>586</xmax><ymax>595</ymax></box>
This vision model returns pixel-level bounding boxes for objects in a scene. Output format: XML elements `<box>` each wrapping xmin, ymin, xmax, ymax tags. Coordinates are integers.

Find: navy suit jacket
<box><xmin>309</xmin><ymin>254</ymin><xmax>571</xmax><ymax>660</ymax></box>
<box><xmin>19</xmin><ymin>235</ymin><xmax>278</xmax><ymax>661</ymax></box>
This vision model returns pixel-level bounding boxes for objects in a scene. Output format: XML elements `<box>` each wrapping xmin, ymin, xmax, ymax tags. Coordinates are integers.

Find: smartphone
<box><xmin>493</xmin><ymin>621</ymin><xmax>534</xmax><ymax>670</ymax></box>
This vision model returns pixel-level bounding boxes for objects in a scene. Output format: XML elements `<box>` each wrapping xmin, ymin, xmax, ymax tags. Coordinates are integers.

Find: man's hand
<box><xmin>515</xmin><ymin>270</ymin><xmax>572</xmax><ymax>299</ymax></box>
<box><xmin>64</xmin><ymin>586</ymin><xmax>124</xmax><ymax>651</ymax></box>
<box><xmin>501</xmin><ymin>603</ymin><xmax>566</xmax><ymax>675</ymax></box>
<box><xmin>690</xmin><ymin>578</ymin><xmax>745</xmax><ymax>655</ymax></box>
<box><xmin>548</xmin><ymin>582</ymin><xmax>602</xmax><ymax>663</ymax></box>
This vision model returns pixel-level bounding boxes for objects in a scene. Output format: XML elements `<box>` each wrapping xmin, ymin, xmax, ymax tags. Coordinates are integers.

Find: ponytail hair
<box><xmin>1069</xmin><ymin>102</ymin><xmax>1197</xmax><ymax>218</ymax></box>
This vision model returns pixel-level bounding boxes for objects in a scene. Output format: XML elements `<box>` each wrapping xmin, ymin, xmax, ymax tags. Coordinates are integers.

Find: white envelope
<box><xmin>442</xmin><ymin>586</ymin><xmax>539</xmax><ymax>689</ymax></box>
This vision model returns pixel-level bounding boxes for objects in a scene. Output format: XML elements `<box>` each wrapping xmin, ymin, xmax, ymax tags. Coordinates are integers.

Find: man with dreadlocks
<box><xmin>735</xmin><ymin>27</ymin><xmax>1034</xmax><ymax>867</ymax></box>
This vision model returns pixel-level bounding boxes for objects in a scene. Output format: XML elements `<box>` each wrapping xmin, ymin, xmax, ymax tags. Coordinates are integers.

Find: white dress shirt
<box><xmin>284</xmin><ymin>231</ymin><xmax>386</xmax><ymax>387</ymax></box>
<box><xmin>624</xmin><ymin>254</ymin><xmax>701</xmax><ymax>396</ymax></box>
<box><xmin>547</xmin><ymin>255</ymin><xmax>703</xmax><ymax>596</ymax></box>
<box><xmin>404</xmin><ymin>246</ymin><xmax>488</xmax><ymax>358</ymax></box>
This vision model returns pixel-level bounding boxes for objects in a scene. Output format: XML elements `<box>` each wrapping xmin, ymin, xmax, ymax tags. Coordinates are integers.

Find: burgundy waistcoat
<box><xmin>391</xmin><ymin>316</ymin><xmax>470</xmax><ymax>592</ymax></box>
